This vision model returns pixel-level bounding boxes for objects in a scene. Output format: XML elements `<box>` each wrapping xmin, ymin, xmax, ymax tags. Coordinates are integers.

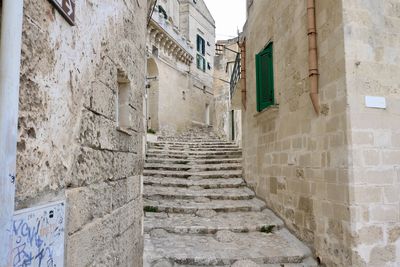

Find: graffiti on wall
<box><xmin>10</xmin><ymin>201</ymin><xmax>65</xmax><ymax>267</ymax></box>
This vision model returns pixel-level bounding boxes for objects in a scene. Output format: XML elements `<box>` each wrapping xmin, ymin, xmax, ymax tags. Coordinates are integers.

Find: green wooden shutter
<box><xmin>256</xmin><ymin>43</ymin><xmax>274</xmax><ymax>112</ymax></box>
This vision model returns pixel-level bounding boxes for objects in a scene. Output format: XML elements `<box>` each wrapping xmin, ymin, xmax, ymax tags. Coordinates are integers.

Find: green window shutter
<box><xmin>256</xmin><ymin>43</ymin><xmax>274</xmax><ymax>112</ymax></box>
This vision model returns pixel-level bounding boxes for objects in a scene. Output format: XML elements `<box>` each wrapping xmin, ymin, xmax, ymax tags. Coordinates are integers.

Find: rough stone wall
<box><xmin>342</xmin><ymin>0</ymin><xmax>400</xmax><ymax>265</ymax></box>
<box><xmin>17</xmin><ymin>0</ymin><xmax>146</xmax><ymax>265</ymax></box>
<box><xmin>242</xmin><ymin>1</ymin><xmax>352</xmax><ymax>266</ymax></box>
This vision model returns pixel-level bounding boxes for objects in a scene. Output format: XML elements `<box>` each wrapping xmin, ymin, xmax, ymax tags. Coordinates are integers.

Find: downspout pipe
<box><xmin>0</xmin><ymin>0</ymin><xmax>24</xmax><ymax>265</ymax></box>
<box><xmin>307</xmin><ymin>0</ymin><xmax>320</xmax><ymax>114</ymax></box>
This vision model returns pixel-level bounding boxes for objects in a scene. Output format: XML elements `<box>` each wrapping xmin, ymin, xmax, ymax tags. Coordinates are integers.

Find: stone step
<box><xmin>149</xmin><ymin>143</ymin><xmax>238</xmax><ymax>148</ymax></box>
<box><xmin>144</xmin><ymin>229</ymin><xmax>313</xmax><ymax>266</ymax></box>
<box><xmin>144</xmin><ymin>209</ymin><xmax>284</xmax><ymax>234</ymax></box>
<box><xmin>144</xmin><ymin>163</ymin><xmax>241</xmax><ymax>172</ymax></box>
<box><xmin>144</xmin><ymin>186</ymin><xmax>254</xmax><ymax>201</ymax></box>
<box><xmin>142</xmin><ymin>169</ymin><xmax>242</xmax><ymax>179</ymax></box>
<box><xmin>143</xmin><ymin>177</ymin><xmax>246</xmax><ymax>189</ymax></box>
<box><xmin>145</xmin><ymin>158</ymin><xmax>242</xmax><ymax>165</ymax></box>
<box><xmin>153</xmin><ymin>141</ymin><xmax>236</xmax><ymax>146</ymax></box>
<box><xmin>146</xmin><ymin>153</ymin><xmax>242</xmax><ymax>160</ymax></box>
<box><xmin>157</xmin><ymin>137</ymin><xmax>222</xmax><ymax>141</ymax></box>
<box><xmin>147</xmin><ymin>149</ymin><xmax>242</xmax><ymax>155</ymax></box>
<box><xmin>143</xmin><ymin>198</ymin><xmax>266</xmax><ymax>213</ymax></box>
<box><xmin>148</xmin><ymin>146</ymin><xmax>241</xmax><ymax>152</ymax></box>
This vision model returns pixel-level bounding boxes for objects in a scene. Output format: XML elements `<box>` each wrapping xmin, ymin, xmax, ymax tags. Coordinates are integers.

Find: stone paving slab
<box><xmin>144</xmin><ymin>229</ymin><xmax>312</xmax><ymax>266</ymax></box>
<box><xmin>154</xmin><ymin>140</ymin><xmax>233</xmax><ymax>144</ymax></box>
<box><xmin>149</xmin><ymin>147</ymin><xmax>242</xmax><ymax>152</ymax></box>
<box><xmin>144</xmin><ymin>163</ymin><xmax>241</xmax><ymax>171</ymax></box>
<box><xmin>143</xmin><ymin>177</ymin><xmax>246</xmax><ymax>189</ymax></box>
<box><xmin>143</xmin><ymin>169</ymin><xmax>242</xmax><ymax>179</ymax></box>
<box><xmin>147</xmin><ymin>153</ymin><xmax>241</xmax><ymax>159</ymax></box>
<box><xmin>144</xmin><ymin>186</ymin><xmax>255</xmax><ymax>200</ymax></box>
<box><xmin>144</xmin><ymin>198</ymin><xmax>266</xmax><ymax>213</ymax></box>
<box><xmin>147</xmin><ymin>149</ymin><xmax>242</xmax><ymax>155</ymax></box>
<box><xmin>145</xmin><ymin>158</ymin><xmax>242</xmax><ymax>165</ymax></box>
<box><xmin>144</xmin><ymin>209</ymin><xmax>284</xmax><ymax>234</ymax></box>
<box><xmin>149</xmin><ymin>143</ymin><xmax>239</xmax><ymax>147</ymax></box>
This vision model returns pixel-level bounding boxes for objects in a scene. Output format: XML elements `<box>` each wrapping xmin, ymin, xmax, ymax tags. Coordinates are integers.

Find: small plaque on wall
<box><xmin>48</xmin><ymin>0</ymin><xmax>75</xmax><ymax>26</ymax></box>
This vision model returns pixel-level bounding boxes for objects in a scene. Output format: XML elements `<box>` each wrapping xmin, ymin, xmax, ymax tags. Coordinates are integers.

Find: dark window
<box><xmin>255</xmin><ymin>42</ymin><xmax>274</xmax><ymax>111</ymax></box>
<box><xmin>197</xmin><ymin>35</ymin><xmax>206</xmax><ymax>72</ymax></box>
<box><xmin>158</xmin><ymin>5</ymin><xmax>168</xmax><ymax>19</ymax></box>
<box><xmin>196</xmin><ymin>35</ymin><xmax>205</xmax><ymax>55</ymax></box>
<box><xmin>197</xmin><ymin>54</ymin><xmax>206</xmax><ymax>72</ymax></box>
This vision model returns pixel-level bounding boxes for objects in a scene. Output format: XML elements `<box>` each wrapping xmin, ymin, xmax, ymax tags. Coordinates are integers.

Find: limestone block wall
<box><xmin>17</xmin><ymin>0</ymin><xmax>146</xmax><ymax>265</ymax></box>
<box><xmin>342</xmin><ymin>0</ymin><xmax>400</xmax><ymax>265</ymax></box>
<box><xmin>242</xmin><ymin>1</ymin><xmax>351</xmax><ymax>266</ymax></box>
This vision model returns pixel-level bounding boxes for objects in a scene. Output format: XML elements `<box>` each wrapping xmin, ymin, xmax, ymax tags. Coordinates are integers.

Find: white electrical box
<box><xmin>365</xmin><ymin>96</ymin><xmax>386</xmax><ymax>109</ymax></box>
<box><xmin>10</xmin><ymin>201</ymin><xmax>66</xmax><ymax>267</ymax></box>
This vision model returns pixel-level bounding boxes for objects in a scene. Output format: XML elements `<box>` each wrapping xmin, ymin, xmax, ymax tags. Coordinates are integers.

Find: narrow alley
<box><xmin>0</xmin><ymin>0</ymin><xmax>399</xmax><ymax>266</ymax></box>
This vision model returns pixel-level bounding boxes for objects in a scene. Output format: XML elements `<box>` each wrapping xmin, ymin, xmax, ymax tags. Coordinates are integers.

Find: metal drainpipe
<box><xmin>0</xmin><ymin>0</ymin><xmax>24</xmax><ymax>264</ymax></box>
<box><xmin>307</xmin><ymin>0</ymin><xmax>320</xmax><ymax>114</ymax></box>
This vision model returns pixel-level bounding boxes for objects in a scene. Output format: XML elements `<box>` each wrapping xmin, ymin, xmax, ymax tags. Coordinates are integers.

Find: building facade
<box><xmin>2</xmin><ymin>0</ymin><xmax>147</xmax><ymax>265</ymax></box>
<box><xmin>213</xmin><ymin>38</ymin><xmax>242</xmax><ymax>145</ymax></box>
<box><xmin>231</xmin><ymin>0</ymin><xmax>400</xmax><ymax>266</ymax></box>
<box><xmin>146</xmin><ymin>0</ymin><xmax>216</xmax><ymax>134</ymax></box>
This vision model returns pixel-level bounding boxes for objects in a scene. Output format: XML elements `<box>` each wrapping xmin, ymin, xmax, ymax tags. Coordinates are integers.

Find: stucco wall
<box><xmin>146</xmin><ymin>0</ymin><xmax>215</xmax><ymax>134</ymax></box>
<box><xmin>17</xmin><ymin>0</ymin><xmax>146</xmax><ymax>265</ymax></box>
<box><xmin>148</xmin><ymin>55</ymin><xmax>214</xmax><ymax>134</ymax></box>
<box><xmin>343</xmin><ymin>0</ymin><xmax>400</xmax><ymax>265</ymax></box>
<box><xmin>180</xmin><ymin>0</ymin><xmax>215</xmax><ymax>89</ymax></box>
<box><xmin>242</xmin><ymin>1</ymin><xmax>351</xmax><ymax>266</ymax></box>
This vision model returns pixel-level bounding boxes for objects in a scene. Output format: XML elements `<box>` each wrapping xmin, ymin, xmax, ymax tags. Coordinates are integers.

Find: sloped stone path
<box><xmin>143</xmin><ymin>128</ymin><xmax>317</xmax><ymax>267</ymax></box>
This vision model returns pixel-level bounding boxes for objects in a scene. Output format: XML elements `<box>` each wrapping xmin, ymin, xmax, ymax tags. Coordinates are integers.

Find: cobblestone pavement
<box><xmin>143</xmin><ymin>127</ymin><xmax>317</xmax><ymax>267</ymax></box>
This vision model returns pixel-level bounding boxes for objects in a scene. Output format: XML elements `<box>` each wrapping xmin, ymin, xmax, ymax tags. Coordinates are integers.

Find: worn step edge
<box><xmin>143</xmin><ymin>177</ymin><xmax>246</xmax><ymax>189</ymax></box>
<box><xmin>144</xmin><ymin>210</ymin><xmax>284</xmax><ymax>234</ymax></box>
<box><xmin>144</xmin><ymin>186</ymin><xmax>254</xmax><ymax>201</ymax></box>
<box><xmin>143</xmin><ymin>198</ymin><xmax>266</xmax><ymax>213</ymax></box>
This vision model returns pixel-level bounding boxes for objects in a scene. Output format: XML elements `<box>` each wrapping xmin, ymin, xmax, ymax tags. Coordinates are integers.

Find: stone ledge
<box><xmin>253</xmin><ymin>104</ymin><xmax>279</xmax><ymax>118</ymax></box>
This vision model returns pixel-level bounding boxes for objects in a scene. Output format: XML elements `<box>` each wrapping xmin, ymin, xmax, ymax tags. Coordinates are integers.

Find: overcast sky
<box><xmin>203</xmin><ymin>0</ymin><xmax>246</xmax><ymax>41</ymax></box>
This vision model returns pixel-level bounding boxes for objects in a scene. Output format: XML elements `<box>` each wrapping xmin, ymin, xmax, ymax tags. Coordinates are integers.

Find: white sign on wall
<box><xmin>10</xmin><ymin>201</ymin><xmax>66</xmax><ymax>267</ymax></box>
<box><xmin>365</xmin><ymin>96</ymin><xmax>387</xmax><ymax>109</ymax></box>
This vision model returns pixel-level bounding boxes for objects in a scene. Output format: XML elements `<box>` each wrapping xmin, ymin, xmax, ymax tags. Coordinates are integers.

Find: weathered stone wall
<box><xmin>242</xmin><ymin>1</ymin><xmax>351</xmax><ymax>266</ymax></box>
<box><xmin>17</xmin><ymin>0</ymin><xmax>146</xmax><ymax>265</ymax></box>
<box><xmin>342</xmin><ymin>0</ymin><xmax>400</xmax><ymax>265</ymax></box>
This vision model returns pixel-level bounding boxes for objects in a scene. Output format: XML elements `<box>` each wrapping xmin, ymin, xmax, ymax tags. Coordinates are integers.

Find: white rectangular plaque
<box><xmin>365</xmin><ymin>96</ymin><xmax>386</xmax><ymax>109</ymax></box>
<box><xmin>10</xmin><ymin>201</ymin><xmax>66</xmax><ymax>267</ymax></box>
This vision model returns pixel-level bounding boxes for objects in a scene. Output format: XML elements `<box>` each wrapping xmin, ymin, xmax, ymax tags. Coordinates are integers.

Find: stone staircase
<box><xmin>143</xmin><ymin>127</ymin><xmax>317</xmax><ymax>267</ymax></box>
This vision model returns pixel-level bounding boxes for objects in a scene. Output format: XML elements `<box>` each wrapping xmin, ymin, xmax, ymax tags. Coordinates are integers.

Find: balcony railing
<box><xmin>230</xmin><ymin>53</ymin><xmax>241</xmax><ymax>98</ymax></box>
